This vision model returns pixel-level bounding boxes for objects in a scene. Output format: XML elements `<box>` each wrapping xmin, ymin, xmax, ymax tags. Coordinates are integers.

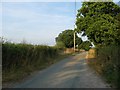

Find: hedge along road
<box><xmin>15</xmin><ymin>52</ymin><xmax>110</xmax><ymax>88</ymax></box>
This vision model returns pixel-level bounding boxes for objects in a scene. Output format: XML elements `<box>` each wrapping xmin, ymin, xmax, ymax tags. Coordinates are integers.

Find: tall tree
<box><xmin>76</xmin><ymin>2</ymin><xmax>120</xmax><ymax>46</ymax></box>
<box><xmin>55</xmin><ymin>30</ymin><xmax>83</xmax><ymax>48</ymax></box>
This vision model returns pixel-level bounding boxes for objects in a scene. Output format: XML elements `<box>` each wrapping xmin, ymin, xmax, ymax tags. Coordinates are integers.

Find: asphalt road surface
<box><xmin>15</xmin><ymin>52</ymin><xmax>110</xmax><ymax>88</ymax></box>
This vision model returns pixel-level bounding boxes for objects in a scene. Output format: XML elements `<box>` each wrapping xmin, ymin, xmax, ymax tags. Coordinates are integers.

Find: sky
<box><xmin>1</xmin><ymin>0</ymin><xmax>120</xmax><ymax>46</ymax></box>
<box><xmin>2</xmin><ymin>2</ymin><xmax>83</xmax><ymax>45</ymax></box>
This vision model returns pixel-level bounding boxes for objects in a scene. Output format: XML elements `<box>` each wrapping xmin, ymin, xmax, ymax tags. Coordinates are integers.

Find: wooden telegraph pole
<box><xmin>74</xmin><ymin>0</ymin><xmax>76</xmax><ymax>52</ymax></box>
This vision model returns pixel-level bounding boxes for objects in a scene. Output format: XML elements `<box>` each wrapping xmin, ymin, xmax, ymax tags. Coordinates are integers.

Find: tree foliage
<box><xmin>55</xmin><ymin>41</ymin><xmax>65</xmax><ymax>50</ymax></box>
<box><xmin>76</xmin><ymin>2</ymin><xmax>120</xmax><ymax>46</ymax></box>
<box><xmin>78</xmin><ymin>41</ymin><xmax>92</xmax><ymax>51</ymax></box>
<box><xmin>55</xmin><ymin>30</ymin><xmax>83</xmax><ymax>48</ymax></box>
<box><xmin>116</xmin><ymin>13</ymin><xmax>120</xmax><ymax>44</ymax></box>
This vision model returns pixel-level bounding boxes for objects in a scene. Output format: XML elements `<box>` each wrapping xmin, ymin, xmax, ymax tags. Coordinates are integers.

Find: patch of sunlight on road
<box><xmin>83</xmin><ymin>62</ymin><xmax>87</xmax><ymax>65</ymax></box>
<box><xmin>46</xmin><ymin>68</ymin><xmax>88</xmax><ymax>87</ymax></box>
<box><xmin>55</xmin><ymin>70</ymin><xmax>79</xmax><ymax>77</ymax></box>
<box><xmin>73</xmin><ymin>55</ymin><xmax>85</xmax><ymax>60</ymax></box>
<box><xmin>64</xmin><ymin>61</ymin><xmax>78</xmax><ymax>67</ymax></box>
<box><xmin>44</xmin><ymin>55</ymin><xmax>88</xmax><ymax>87</ymax></box>
<box><xmin>63</xmin><ymin>53</ymin><xmax>86</xmax><ymax>68</ymax></box>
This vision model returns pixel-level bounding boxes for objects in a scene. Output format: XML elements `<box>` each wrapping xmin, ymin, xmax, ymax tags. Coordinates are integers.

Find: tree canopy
<box><xmin>55</xmin><ymin>30</ymin><xmax>83</xmax><ymax>48</ymax></box>
<box><xmin>78</xmin><ymin>41</ymin><xmax>92</xmax><ymax>51</ymax></box>
<box><xmin>76</xmin><ymin>2</ymin><xmax>120</xmax><ymax>46</ymax></box>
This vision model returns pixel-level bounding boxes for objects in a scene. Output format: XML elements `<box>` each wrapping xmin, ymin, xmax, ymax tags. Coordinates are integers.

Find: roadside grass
<box><xmin>87</xmin><ymin>46</ymin><xmax>120</xmax><ymax>88</ymax></box>
<box><xmin>2</xmin><ymin>42</ymin><xmax>72</xmax><ymax>83</ymax></box>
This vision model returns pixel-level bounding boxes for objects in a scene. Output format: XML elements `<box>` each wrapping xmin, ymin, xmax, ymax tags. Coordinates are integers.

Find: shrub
<box><xmin>87</xmin><ymin>46</ymin><xmax>120</xmax><ymax>88</ymax></box>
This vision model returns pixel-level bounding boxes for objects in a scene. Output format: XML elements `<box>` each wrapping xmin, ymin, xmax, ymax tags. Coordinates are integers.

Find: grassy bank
<box><xmin>2</xmin><ymin>43</ymin><xmax>70</xmax><ymax>83</ymax></box>
<box><xmin>87</xmin><ymin>46</ymin><xmax>120</xmax><ymax>88</ymax></box>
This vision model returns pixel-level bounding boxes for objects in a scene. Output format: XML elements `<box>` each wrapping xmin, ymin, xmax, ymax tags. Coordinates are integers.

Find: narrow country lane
<box><xmin>15</xmin><ymin>52</ymin><xmax>110</xmax><ymax>88</ymax></box>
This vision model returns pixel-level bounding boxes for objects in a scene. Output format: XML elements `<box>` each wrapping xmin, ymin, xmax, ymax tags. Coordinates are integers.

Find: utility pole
<box><xmin>74</xmin><ymin>0</ymin><xmax>76</xmax><ymax>52</ymax></box>
<box><xmin>74</xmin><ymin>27</ymin><xmax>76</xmax><ymax>52</ymax></box>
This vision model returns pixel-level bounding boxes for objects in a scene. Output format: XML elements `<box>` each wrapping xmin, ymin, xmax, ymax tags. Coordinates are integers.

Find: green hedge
<box><xmin>88</xmin><ymin>46</ymin><xmax>120</xmax><ymax>88</ymax></box>
<box><xmin>2</xmin><ymin>43</ymin><xmax>58</xmax><ymax>72</ymax></box>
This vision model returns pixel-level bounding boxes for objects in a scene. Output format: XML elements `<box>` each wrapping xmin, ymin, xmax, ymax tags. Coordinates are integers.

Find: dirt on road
<box><xmin>5</xmin><ymin>52</ymin><xmax>110</xmax><ymax>88</ymax></box>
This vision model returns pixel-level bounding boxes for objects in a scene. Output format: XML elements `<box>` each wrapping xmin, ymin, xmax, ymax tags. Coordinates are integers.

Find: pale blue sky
<box><xmin>1</xmin><ymin>0</ymin><xmax>119</xmax><ymax>45</ymax></box>
<box><xmin>2</xmin><ymin>2</ymin><xmax>82</xmax><ymax>45</ymax></box>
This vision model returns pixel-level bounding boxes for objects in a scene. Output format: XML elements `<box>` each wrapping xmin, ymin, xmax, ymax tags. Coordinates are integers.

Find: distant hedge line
<box><xmin>2</xmin><ymin>43</ymin><xmax>58</xmax><ymax>72</ymax></box>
